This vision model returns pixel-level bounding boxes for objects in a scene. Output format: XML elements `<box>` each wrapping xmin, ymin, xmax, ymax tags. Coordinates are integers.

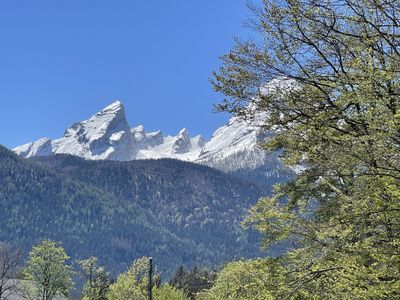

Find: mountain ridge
<box><xmin>13</xmin><ymin>101</ymin><xmax>291</xmax><ymax>186</ymax></box>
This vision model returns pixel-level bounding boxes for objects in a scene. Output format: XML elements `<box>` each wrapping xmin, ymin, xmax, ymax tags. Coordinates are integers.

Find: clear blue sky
<box><xmin>0</xmin><ymin>1</ymin><xmax>255</xmax><ymax>148</ymax></box>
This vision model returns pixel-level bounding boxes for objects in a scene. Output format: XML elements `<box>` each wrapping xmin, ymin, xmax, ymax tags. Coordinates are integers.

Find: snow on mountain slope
<box><xmin>195</xmin><ymin>115</ymin><xmax>287</xmax><ymax>182</ymax></box>
<box><xmin>14</xmin><ymin>101</ymin><xmax>136</xmax><ymax>161</ymax></box>
<box><xmin>13</xmin><ymin>78</ymin><xmax>295</xmax><ymax>185</ymax></box>
<box><xmin>52</xmin><ymin>101</ymin><xmax>135</xmax><ymax>160</ymax></box>
<box><xmin>14</xmin><ymin>101</ymin><xmax>208</xmax><ymax>162</ymax></box>
<box><xmin>13</xmin><ymin>98</ymin><xmax>289</xmax><ymax>182</ymax></box>
<box><xmin>14</xmin><ymin>137</ymin><xmax>53</xmax><ymax>158</ymax></box>
<box><xmin>196</xmin><ymin>116</ymin><xmax>260</xmax><ymax>167</ymax></box>
<box><xmin>134</xmin><ymin>128</ymin><xmax>206</xmax><ymax>161</ymax></box>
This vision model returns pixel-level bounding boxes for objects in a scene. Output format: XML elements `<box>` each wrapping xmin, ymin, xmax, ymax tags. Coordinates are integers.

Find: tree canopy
<box><xmin>23</xmin><ymin>240</ymin><xmax>73</xmax><ymax>300</ymax></box>
<box><xmin>78</xmin><ymin>257</ymin><xmax>111</xmax><ymax>300</ymax></box>
<box><xmin>211</xmin><ymin>0</ymin><xmax>400</xmax><ymax>298</ymax></box>
<box><xmin>107</xmin><ymin>257</ymin><xmax>160</xmax><ymax>300</ymax></box>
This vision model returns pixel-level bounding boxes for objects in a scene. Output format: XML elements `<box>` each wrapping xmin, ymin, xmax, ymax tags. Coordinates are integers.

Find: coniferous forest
<box><xmin>1</xmin><ymin>0</ymin><xmax>400</xmax><ymax>299</ymax></box>
<box><xmin>0</xmin><ymin>145</ymin><xmax>271</xmax><ymax>277</ymax></box>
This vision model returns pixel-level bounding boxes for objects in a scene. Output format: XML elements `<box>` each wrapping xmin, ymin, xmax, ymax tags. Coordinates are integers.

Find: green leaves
<box><xmin>244</xmin><ymin>195</ymin><xmax>296</xmax><ymax>248</ymax></box>
<box><xmin>24</xmin><ymin>240</ymin><xmax>73</xmax><ymax>300</ymax></box>
<box><xmin>153</xmin><ymin>284</ymin><xmax>189</xmax><ymax>300</ymax></box>
<box><xmin>0</xmin><ymin>147</ymin><xmax>267</xmax><ymax>278</ymax></box>
<box><xmin>211</xmin><ymin>0</ymin><xmax>400</xmax><ymax>298</ymax></box>
<box><xmin>77</xmin><ymin>257</ymin><xmax>111</xmax><ymax>300</ymax></box>
<box><xmin>201</xmin><ymin>259</ymin><xmax>278</xmax><ymax>300</ymax></box>
<box><xmin>169</xmin><ymin>266</ymin><xmax>215</xmax><ymax>299</ymax></box>
<box><xmin>107</xmin><ymin>257</ymin><xmax>160</xmax><ymax>300</ymax></box>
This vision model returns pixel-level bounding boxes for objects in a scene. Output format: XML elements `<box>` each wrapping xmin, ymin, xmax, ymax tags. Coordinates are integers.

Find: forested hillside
<box><xmin>0</xmin><ymin>145</ymin><xmax>269</xmax><ymax>277</ymax></box>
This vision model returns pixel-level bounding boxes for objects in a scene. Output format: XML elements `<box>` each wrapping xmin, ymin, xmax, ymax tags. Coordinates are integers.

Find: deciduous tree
<box><xmin>77</xmin><ymin>257</ymin><xmax>110</xmax><ymax>300</ymax></box>
<box><xmin>24</xmin><ymin>240</ymin><xmax>73</xmax><ymax>300</ymax></box>
<box><xmin>212</xmin><ymin>0</ymin><xmax>400</xmax><ymax>298</ymax></box>
<box><xmin>107</xmin><ymin>257</ymin><xmax>159</xmax><ymax>300</ymax></box>
<box><xmin>153</xmin><ymin>284</ymin><xmax>189</xmax><ymax>300</ymax></box>
<box><xmin>0</xmin><ymin>244</ymin><xmax>20</xmax><ymax>300</ymax></box>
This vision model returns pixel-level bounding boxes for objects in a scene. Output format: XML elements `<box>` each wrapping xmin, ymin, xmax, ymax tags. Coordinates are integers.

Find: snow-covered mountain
<box><xmin>14</xmin><ymin>101</ymin><xmax>204</xmax><ymax>161</ymax></box>
<box><xmin>15</xmin><ymin>101</ymin><xmax>134</xmax><ymax>161</ymax></box>
<box><xmin>195</xmin><ymin>114</ymin><xmax>289</xmax><ymax>184</ymax></box>
<box><xmin>13</xmin><ymin>100</ymin><xmax>289</xmax><ymax>183</ymax></box>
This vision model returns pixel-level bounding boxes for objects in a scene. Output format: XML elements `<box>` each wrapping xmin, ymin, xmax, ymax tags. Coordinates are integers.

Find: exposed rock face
<box><xmin>195</xmin><ymin>116</ymin><xmax>289</xmax><ymax>184</ymax></box>
<box><xmin>13</xmin><ymin>99</ymin><xmax>292</xmax><ymax>184</ymax></box>
<box><xmin>14</xmin><ymin>101</ymin><xmax>136</xmax><ymax>161</ymax></box>
<box><xmin>172</xmin><ymin>128</ymin><xmax>191</xmax><ymax>154</ymax></box>
<box><xmin>14</xmin><ymin>137</ymin><xmax>53</xmax><ymax>158</ymax></box>
<box><xmin>14</xmin><ymin>101</ymin><xmax>208</xmax><ymax>162</ymax></box>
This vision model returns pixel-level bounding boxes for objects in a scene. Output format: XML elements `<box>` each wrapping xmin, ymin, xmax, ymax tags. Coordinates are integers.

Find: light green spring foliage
<box><xmin>107</xmin><ymin>271</ymin><xmax>146</xmax><ymax>300</ymax></box>
<box><xmin>200</xmin><ymin>259</ymin><xmax>278</xmax><ymax>300</ymax></box>
<box><xmin>153</xmin><ymin>284</ymin><xmax>189</xmax><ymax>300</ymax></box>
<box><xmin>23</xmin><ymin>240</ymin><xmax>73</xmax><ymax>300</ymax></box>
<box><xmin>211</xmin><ymin>0</ymin><xmax>400</xmax><ymax>298</ymax></box>
<box><xmin>77</xmin><ymin>257</ymin><xmax>111</xmax><ymax>300</ymax></box>
<box><xmin>107</xmin><ymin>257</ymin><xmax>159</xmax><ymax>300</ymax></box>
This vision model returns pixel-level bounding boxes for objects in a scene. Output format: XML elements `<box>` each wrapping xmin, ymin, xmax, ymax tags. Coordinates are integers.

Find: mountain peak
<box><xmin>93</xmin><ymin>101</ymin><xmax>127</xmax><ymax>123</ymax></box>
<box><xmin>47</xmin><ymin>100</ymin><xmax>135</xmax><ymax>160</ymax></box>
<box><xmin>101</xmin><ymin>100</ymin><xmax>124</xmax><ymax>113</ymax></box>
<box><xmin>178</xmin><ymin>128</ymin><xmax>188</xmax><ymax>137</ymax></box>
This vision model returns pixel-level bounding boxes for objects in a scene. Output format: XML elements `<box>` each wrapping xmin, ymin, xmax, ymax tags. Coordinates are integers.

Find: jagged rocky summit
<box><xmin>13</xmin><ymin>100</ymin><xmax>289</xmax><ymax>181</ymax></box>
